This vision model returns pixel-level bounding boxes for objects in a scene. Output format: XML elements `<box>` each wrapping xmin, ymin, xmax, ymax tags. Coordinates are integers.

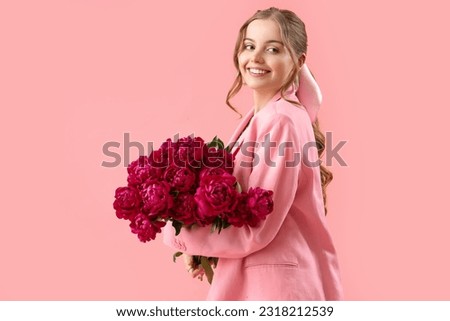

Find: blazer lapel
<box><xmin>226</xmin><ymin>108</ymin><xmax>254</xmax><ymax>149</ymax></box>
<box><xmin>225</xmin><ymin>84</ymin><xmax>298</xmax><ymax>150</ymax></box>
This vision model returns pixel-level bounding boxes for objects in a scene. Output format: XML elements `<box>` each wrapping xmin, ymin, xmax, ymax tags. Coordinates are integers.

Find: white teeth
<box><xmin>249</xmin><ymin>68</ymin><xmax>268</xmax><ymax>74</ymax></box>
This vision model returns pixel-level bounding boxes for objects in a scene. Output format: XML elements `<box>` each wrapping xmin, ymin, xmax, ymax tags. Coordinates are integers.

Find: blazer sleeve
<box><xmin>163</xmin><ymin>114</ymin><xmax>302</xmax><ymax>258</ymax></box>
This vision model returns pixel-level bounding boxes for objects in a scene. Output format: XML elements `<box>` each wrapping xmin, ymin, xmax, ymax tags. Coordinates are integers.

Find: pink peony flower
<box><xmin>148</xmin><ymin>138</ymin><xmax>179</xmax><ymax>169</ymax></box>
<box><xmin>127</xmin><ymin>155</ymin><xmax>163</xmax><ymax>187</ymax></box>
<box><xmin>198</xmin><ymin>167</ymin><xmax>227</xmax><ymax>182</ymax></box>
<box><xmin>247</xmin><ymin>187</ymin><xmax>274</xmax><ymax>221</ymax></box>
<box><xmin>163</xmin><ymin>164</ymin><xmax>197</xmax><ymax>193</ymax></box>
<box><xmin>113</xmin><ymin>186</ymin><xmax>142</xmax><ymax>220</ymax></box>
<box><xmin>147</xmin><ymin>148</ymin><xmax>168</xmax><ymax>169</ymax></box>
<box><xmin>224</xmin><ymin>188</ymin><xmax>274</xmax><ymax>227</ymax></box>
<box><xmin>175</xmin><ymin>136</ymin><xmax>205</xmax><ymax>170</ymax></box>
<box><xmin>224</xmin><ymin>192</ymin><xmax>254</xmax><ymax>227</ymax></box>
<box><xmin>194</xmin><ymin>172</ymin><xmax>237</xmax><ymax>225</ymax></box>
<box><xmin>203</xmin><ymin>147</ymin><xmax>234</xmax><ymax>174</ymax></box>
<box><xmin>140</xmin><ymin>179</ymin><xmax>173</xmax><ymax>217</ymax></box>
<box><xmin>170</xmin><ymin>192</ymin><xmax>197</xmax><ymax>225</ymax></box>
<box><xmin>129</xmin><ymin>213</ymin><xmax>166</xmax><ymax>243</ymax></box>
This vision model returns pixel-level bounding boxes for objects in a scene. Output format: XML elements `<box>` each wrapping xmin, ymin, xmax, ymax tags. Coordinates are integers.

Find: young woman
<box><xmin>163</xmin><ymin>7</ymin><xmax>343</xmax><ymax>300</ymax></box>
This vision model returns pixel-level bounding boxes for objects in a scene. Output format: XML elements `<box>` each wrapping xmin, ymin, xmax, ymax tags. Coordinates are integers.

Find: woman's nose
<box><xmin>250</xmin><ymin>50</ymin><xmax>264</xmax><ymax>63</ymax></box>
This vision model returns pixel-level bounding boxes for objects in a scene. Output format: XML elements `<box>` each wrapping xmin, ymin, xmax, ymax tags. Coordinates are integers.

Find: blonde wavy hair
<box><xmin>226</xmin><ymin>7</ymin><xmax>333</xmax><ymax>215</ymax></box>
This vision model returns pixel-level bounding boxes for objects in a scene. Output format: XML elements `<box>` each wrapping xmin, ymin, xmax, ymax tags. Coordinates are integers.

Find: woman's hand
<box><xmin>183</xmin><ymin>254</ymin><xmax>206</xmax><ymax>280</ymax></box>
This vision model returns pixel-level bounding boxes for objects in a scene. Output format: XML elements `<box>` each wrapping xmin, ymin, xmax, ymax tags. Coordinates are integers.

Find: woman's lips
<box><xmin>247</xmin><ymin>68</ymin><xmax>270</xmax><ymax>77</ymax></box>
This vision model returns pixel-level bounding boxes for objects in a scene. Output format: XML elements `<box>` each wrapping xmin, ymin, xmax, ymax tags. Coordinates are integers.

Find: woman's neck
<box><xmin>252</xmin><ymin>89</ymin><xmax>277</xmax><ymax>114</ymax></box>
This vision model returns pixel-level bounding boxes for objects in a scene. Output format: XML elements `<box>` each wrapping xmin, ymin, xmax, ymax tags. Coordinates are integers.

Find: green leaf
<box><xmin>211</xmin><ymin>217</ymin><xmax>227</xmax><ymax>234</ymax></box>
<box><xmin>172</xmin><ymin>251</ymin><xmax>183</xmax><ymax>263</ymax></box>
<box><xmin>172</xmin><ymin>220</ymin><xmax>183</xmax><ymax>236</ymax></box>
<box><xmin>206</xmin><ymin>136</ymin><xmax>217</xmax><ymax>148</ymax></box>
<box><xmin>207</xmin><ymin>136</ymin><xmax>225</xmax><ymax>150</ymax></box>
<box><xmin>201</xmin><ymin>256</ymin><xmax>215</xmax><ymax>284</ymax></box>
<box><xmin>217</xmin><ymin>218</ymin><xmax>224</xmax><ymax>234</ymax></box>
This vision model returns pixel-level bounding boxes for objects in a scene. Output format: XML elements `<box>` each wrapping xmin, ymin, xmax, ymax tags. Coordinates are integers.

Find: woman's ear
<box><xmin>297</xmin><ymin>53</ymin><xmax>306</xmax><ymax>69</ymax></box>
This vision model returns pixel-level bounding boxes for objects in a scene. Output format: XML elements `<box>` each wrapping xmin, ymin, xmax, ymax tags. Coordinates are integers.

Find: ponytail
<box><xmin>296</xmin><ymin>65</ymin><xmax>332</xmax><ymax>215</ymax></box>
<box><xmin>312</xmin><ymin>119</ymin><xmax>333</xmax><ymax>215</ymax></box>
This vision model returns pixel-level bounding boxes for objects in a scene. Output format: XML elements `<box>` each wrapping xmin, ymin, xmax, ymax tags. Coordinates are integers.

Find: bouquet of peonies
<box><xmin>113</xmin><ymin>136</ymin><xmax>274</xmax><ymax>283</ymax></box>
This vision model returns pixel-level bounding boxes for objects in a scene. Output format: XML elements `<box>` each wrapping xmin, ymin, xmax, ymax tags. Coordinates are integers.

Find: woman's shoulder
<box><xmin>279</xmin><ymin>97</ymin><xmax>310</xmax><ymax>121</ymax></box>
<box><xmin>255</xmin><ymin>96</ymin><xmax>310</xmax><ymax>128</ymax></box>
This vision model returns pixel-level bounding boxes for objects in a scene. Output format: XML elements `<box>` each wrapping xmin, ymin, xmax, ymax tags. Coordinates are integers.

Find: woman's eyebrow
<box><xmin>244</xmin><ymin>38</ymin><xmax>283</xmax><ymax>45</ymax></box>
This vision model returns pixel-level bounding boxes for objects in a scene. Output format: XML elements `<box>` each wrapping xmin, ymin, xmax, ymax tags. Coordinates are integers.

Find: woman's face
<box><xmin>238</xmin><ymin>19</ymin><xmax>295</xmax><ymax>95</ymax></box>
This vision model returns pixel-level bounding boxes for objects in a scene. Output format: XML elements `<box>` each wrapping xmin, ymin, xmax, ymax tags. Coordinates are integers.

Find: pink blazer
<box><xmin>163</xmin><ymin>88</ymin><xmax>343</xmax><ymax>300</ymax></box>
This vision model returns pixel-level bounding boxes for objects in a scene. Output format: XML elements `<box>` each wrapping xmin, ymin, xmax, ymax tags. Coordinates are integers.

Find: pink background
<box><xmin>1</xmin><ymin>0</ymin><xmax>449</xmax><ymax>300</ymax></box>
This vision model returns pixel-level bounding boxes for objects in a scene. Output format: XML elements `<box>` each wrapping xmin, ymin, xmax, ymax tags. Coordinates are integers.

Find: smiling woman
<box><xmin>163</xmin><ymin>7</ymin><xmax>343</xmax><ymax>301</ymax></box>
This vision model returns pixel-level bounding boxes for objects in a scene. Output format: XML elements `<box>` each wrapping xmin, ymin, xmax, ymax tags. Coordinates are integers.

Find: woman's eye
<box><xmin>244</xmin><ymin>44</ymin><xmax>254</xmax><ymax>50</ymax></box>
<box><xmin>267</xmin><ymin>47</ymin><xmax>279</xmax><ymax>53</ymax></box>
